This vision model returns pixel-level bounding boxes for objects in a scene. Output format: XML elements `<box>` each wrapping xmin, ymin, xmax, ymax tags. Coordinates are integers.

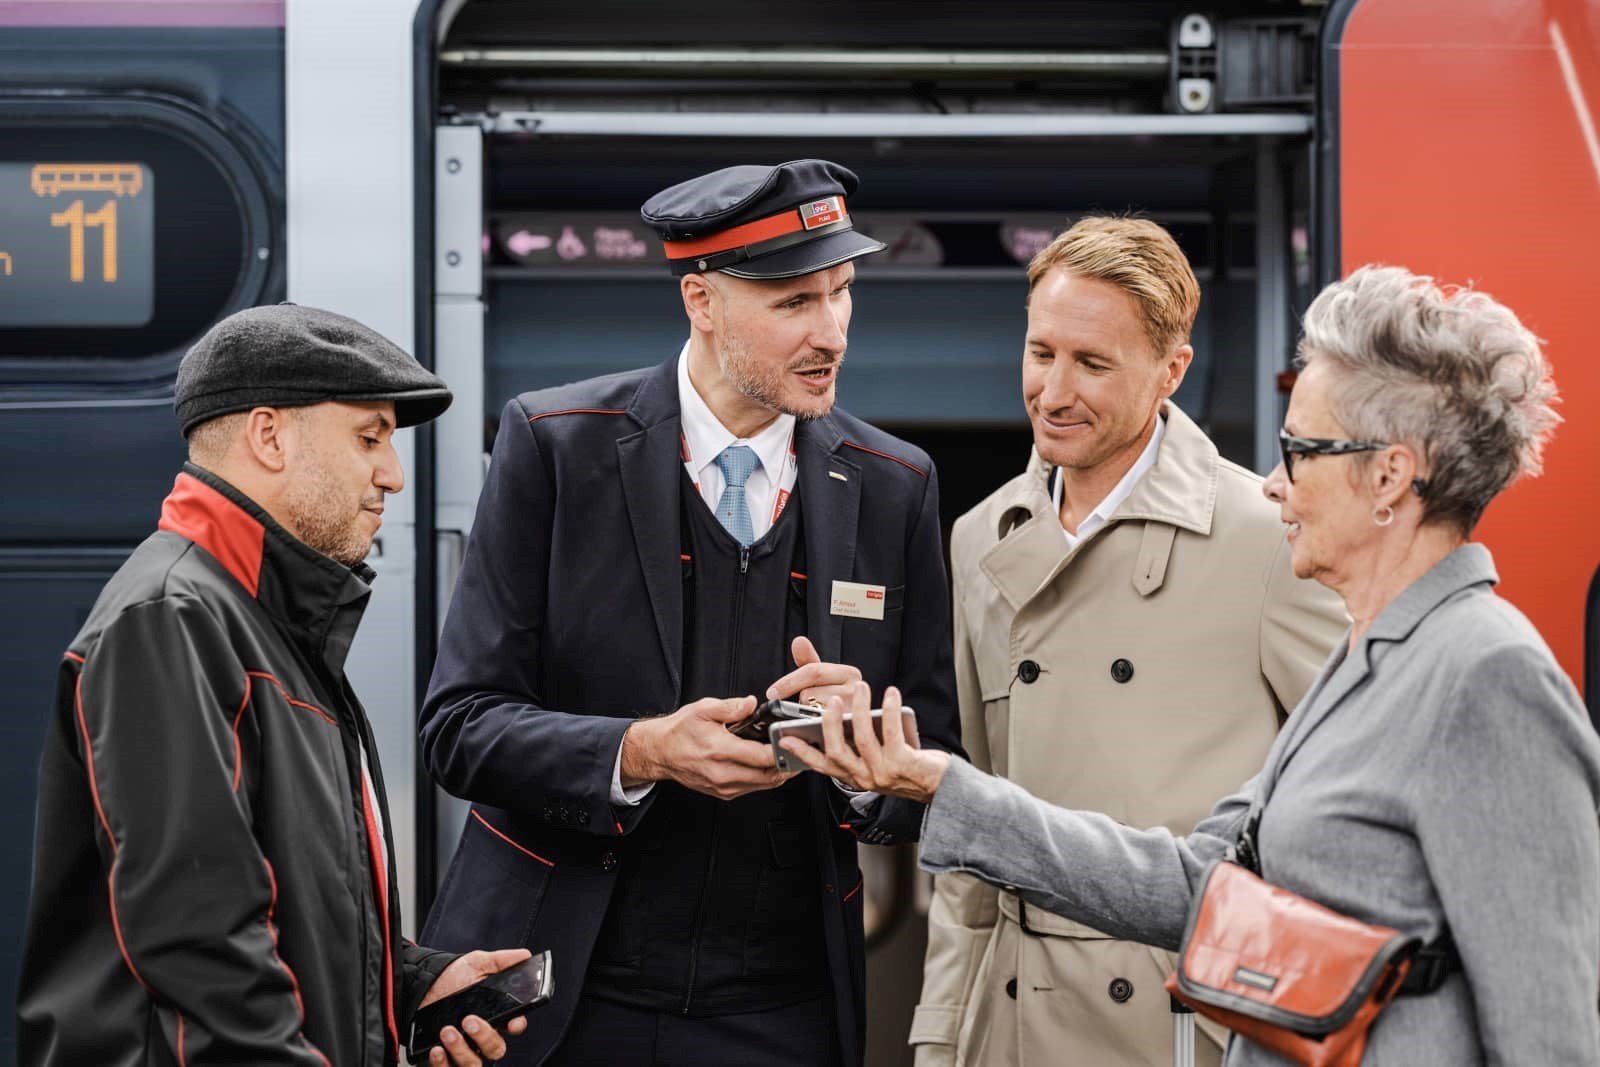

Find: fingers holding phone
<box><xmin>411</xmin><ymin>948</ymin><xmax>551</xmax><ymax>1064</ymax></box>
<box><xmin>621</xmin><ymin>696</ymin><xmax>796</xmax><ymax>800</ymax></box>
<box><xmin>779</xmin><ymin>683</ymin><xmax>950</xmax><ymax>803</ymax></box>
<box><xmin>429</xmin><ymin>1017</ymin><xmax>512</xmax><ymax>1067</ymax></box>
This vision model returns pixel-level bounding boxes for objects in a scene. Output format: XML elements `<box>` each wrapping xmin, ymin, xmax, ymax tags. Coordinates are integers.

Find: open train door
<box><xmin>1318</xmin><ymin>0</ymin><xmax>1600</xmax><ymax>701</ymax></box>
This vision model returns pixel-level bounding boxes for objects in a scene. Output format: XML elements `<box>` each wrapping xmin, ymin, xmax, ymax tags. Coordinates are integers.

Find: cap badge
<box><xmin>800</xmin><ymin>196</ymin><xmax>845</xmax><ymax>230</ymax></box>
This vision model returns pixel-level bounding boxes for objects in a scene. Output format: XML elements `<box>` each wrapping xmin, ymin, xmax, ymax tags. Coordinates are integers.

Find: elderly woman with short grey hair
<box><xmin>785</xmin><ymin>265</ymin><xmax>1600</xmax><ymax>1063</ymax></box>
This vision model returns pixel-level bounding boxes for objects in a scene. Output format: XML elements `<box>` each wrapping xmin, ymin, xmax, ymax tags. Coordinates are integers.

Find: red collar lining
<box><xmin>158</xmin><ymin>472</ymin><xmax>266</xmax><ymax>598</ymax></box>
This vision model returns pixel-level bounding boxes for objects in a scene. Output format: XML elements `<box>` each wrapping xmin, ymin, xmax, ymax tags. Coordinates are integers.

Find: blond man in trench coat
<box><xmin>910</xmin><ymin>218</ymin><xmax>1346</xmax><ymax>1067</ymax></box>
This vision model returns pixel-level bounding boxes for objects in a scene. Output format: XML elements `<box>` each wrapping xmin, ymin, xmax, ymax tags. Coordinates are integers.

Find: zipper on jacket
<box><xmin>727</xmin><ymin>549</ymin><xmax>748</xmax><ymax>696</ymax></box>
<box><xmin>681</xmin><ymin>806</ymin><xmax>720</xmax><ymax>1015</ymax></box>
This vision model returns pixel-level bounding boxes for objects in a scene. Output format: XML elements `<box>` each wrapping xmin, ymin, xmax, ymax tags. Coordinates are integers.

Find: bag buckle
<box><xmin>1409</xmin><ymin>951</ymin><xmax>1447</xmax><ymax>991</ymax></box>
<box><xmin>1233</xmin><ymin>809</ymin><xmax>1263</xmax><ymax>876</ymax></box>
<box><xmin>1399</xmin><ymin>938</ymin><xmax>1458</xmax><ymax>995</ymax></box>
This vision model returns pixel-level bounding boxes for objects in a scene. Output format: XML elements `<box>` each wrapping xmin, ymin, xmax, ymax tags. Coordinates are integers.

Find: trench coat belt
<box><xmin>998</xmin><ymin>889</ymin><xmax>1116</xmax><ymax>940</ymax></box>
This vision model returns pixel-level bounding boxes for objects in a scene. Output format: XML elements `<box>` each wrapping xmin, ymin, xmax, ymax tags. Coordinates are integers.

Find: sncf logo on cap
<box><xmin>801</xmin><ymin>196</ymin><xmax>845</xmax><ymax>230</ymax></box>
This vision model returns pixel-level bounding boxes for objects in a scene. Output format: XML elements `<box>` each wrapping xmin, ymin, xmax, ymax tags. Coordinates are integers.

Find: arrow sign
<box><xmin>507</xmin><ymin>229</ymin><xmax>553</xmax><ymax>256</ymax></box>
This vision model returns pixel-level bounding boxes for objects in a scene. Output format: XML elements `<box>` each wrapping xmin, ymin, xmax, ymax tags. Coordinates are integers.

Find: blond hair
<box><xmin>1026</xmin><ymin>216</ymin><xmax>1200</xmax><ymax>354</ymax></box>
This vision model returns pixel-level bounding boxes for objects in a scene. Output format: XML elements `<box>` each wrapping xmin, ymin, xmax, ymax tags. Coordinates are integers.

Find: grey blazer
<box><xmin>920</xmin><ymin>544</ymin><xmax>1600</xmax><ymax>1064</ymax></box>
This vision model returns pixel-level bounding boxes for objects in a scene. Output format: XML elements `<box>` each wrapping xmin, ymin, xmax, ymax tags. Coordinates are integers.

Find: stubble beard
<box><xmin>718</xmin><ymin>329</ymin><xmax>839</xmax><ymax>422</ymax></box>
<box><xmin>283</xmin><ymin>458</ymin><xmax>379</xmax><ymax>567</ymax></box>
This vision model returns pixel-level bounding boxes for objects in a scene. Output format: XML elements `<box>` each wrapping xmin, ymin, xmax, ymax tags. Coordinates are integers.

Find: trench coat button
<box><xmin>577</xmin><ymin>810</ymin><xmax>590</xmax><ymax>826</ymax></box>
<box><xmin>1110</xmin><ymin>658</ymin><xmax>1134</xmax><ymax>684</ymax></box>
<box><xmin>1005</xmin><ymin>977</ymin><xmax>1018</xmax><ymax>1000</ymax></box>
<box><xmin>600</xmin><ymin>851</ymin><xmax>617</xmax><ymax>871</ymax></box>
<box><xmin>542</xmin><ymin>807</ymin><xmax>554</xmax><ymax>823</ymax></box>
<box><xmin>558</xmin><ymin>805</ymin><xmax>571</xmax><ymax>822</ymax></box>
<box><xmin>1108</xmin><ymin>977</ymin><xmax>1134</xmax><ymax>1003</ymax></box>
<box><xmin>1017</xmin><ymin>660</ymin><xmax>1041</xmax><ymax>684</ymax></box>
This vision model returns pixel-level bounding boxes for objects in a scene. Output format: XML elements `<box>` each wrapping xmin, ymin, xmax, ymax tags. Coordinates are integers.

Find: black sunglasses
<box><xmin>1277</xmin><ymin>430</ymin><xmax>1428</xmax><ymax>495</ymax></box>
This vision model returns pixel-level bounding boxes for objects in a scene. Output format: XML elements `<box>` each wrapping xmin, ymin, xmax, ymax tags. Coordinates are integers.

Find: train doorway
<box><xmin>418</xmin><ymin>4</ymin><xmax>1320</xmax><ymax>1063</ymax></box>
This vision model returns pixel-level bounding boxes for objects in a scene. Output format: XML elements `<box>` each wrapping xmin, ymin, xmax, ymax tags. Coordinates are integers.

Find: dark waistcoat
<box><xmin>584</xmin><ymin>477</ymin><xmax>829</xmax><ymax>1015</ymax></box>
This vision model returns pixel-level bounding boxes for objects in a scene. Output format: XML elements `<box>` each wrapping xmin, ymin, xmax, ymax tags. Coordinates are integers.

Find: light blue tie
<box><xmin>713</xmin><ymin>444</ymin><xmax>760</xmax><ymax>547</ymax></box>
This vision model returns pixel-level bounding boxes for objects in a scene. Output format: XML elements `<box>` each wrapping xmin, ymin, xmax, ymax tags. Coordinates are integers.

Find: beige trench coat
<box><xmin>911</xmin><ymin>403</ymin><xmax>1346</xmax><ymax>1067</ymax></box>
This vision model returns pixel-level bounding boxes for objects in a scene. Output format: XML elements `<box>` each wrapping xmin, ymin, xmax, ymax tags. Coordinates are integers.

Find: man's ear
<box><xmin>1158</xmin><ymin>343</ymin><xmax>1194</xmax><ymax>401</ymax></box>
<box><xmin>682</xmin><ymin>272</ymin><xmax>718</xmax><ymax>334</ymax></box>
<box><xmin>241</xmin><ymin>407</ymin><xmax>291</xmax><ymax>474</ymax></box>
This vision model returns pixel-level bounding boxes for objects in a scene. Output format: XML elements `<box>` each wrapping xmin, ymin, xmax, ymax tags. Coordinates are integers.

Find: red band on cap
<box><xmin>662</xmin><ymin>197</ymin><xmax>848</xmax><ymax>260</ymax></box>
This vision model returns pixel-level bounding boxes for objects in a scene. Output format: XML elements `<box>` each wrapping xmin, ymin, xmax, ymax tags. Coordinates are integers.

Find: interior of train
<box><xmin>433</xmin><ymin>0</ymin><xmax>1318</xmax><ymax>545</ymax></box>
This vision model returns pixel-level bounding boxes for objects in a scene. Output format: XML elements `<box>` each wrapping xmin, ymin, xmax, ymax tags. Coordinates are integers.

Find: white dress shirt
<box><xmin>1052</xmin><ymin>415</ymin><xmax>1165</xmax><ymax>547</ymax></box>
<box><xmin>677</xmin><ymin>346</ymin><xmax>799</xmax><ymax>541</ymax></box>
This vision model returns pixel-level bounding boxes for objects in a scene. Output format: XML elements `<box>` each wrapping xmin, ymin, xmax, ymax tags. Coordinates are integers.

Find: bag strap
<box><xmin>1230</xmin><ymin>806</ymin><xmax>1264</xmax><ymax>876</ymax></box>
<box><xmin>1397</xmin><ymin>929</ymin><xmax>1461</xmax><ymax>995</ymax></box>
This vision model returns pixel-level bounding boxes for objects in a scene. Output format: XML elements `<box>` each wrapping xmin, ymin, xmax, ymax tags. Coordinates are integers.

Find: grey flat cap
<box><xmin>641</xmin><ymin>159</ymin><xmax>885</xmax><ymax>279</ymax></box>
<box><xmin>175</xmin><ymin>304</ymin><xmax>452</xmax><ymax>434</ymax></box>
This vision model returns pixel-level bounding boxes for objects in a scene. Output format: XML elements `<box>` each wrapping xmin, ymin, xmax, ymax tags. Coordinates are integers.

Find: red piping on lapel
<box><xmin>528</xmin><ymin>407</ymin><xmax>627</xmax><ymax>423</ymax></box>
<box><xmin>842</xmin><ymin>441</ymin><xmax>928</xmax><ymax>479</ymax></box>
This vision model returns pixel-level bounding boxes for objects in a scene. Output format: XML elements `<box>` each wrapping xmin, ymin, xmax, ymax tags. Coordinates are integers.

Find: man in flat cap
<box><xmin>419</xmin><ymin>160</ymin><xmax>960</xmax><ymax>1066</ymax></box>
<box><xmin>19</xmin><ymin>305</ymin><xmax>533</xmax><ymax>1067</ymax></box>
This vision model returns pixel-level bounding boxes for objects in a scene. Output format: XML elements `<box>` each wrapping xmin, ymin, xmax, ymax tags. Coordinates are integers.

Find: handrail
<box><xmin>441</xmin><ymin>47</ymin><xmax>1169</xmax><ymax>81</ymax></box>
<box><xmin>458</xmin><ymin>111</ymin><xmax>1314</xmax><ymax>138</ymax></box>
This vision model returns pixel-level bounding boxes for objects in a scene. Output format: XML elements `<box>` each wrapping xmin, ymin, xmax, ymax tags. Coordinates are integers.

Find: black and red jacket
<box><xmin>18</xmin><ymin>463</ymin><xmax>454</xmax><ymax>1065</ymax></box>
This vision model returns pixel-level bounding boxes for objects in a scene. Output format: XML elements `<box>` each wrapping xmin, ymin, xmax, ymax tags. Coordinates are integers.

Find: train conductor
<box><xmin>418</xmin><ymin>159</ymin><xmax>961</xmax><ymax>1066</ymax></box>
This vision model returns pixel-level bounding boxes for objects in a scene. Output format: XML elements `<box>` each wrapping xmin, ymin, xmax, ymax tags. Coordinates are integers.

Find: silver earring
<box><xmin>1372</xmin><ymin>505</ymin><xmax>1395</xmax><ymax>527</ymax></box>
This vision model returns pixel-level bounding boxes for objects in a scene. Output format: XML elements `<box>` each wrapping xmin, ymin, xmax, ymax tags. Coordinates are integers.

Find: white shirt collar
<box><xmin>1052</xmin><ymin>414</ymin><xmax>1166</xmax><ymax>545</ymax></box>
<box><xmin>676</xmin><ymin>343</ymin><xmax>795</xmax><ymax>480</ymax></box>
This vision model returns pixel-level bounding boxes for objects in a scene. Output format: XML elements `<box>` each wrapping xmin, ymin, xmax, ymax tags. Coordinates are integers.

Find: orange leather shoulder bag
<box><xmin>1164</xmin><ymin>812</ymin><xmax>1458</xmax><ymax>1067</ymax></box>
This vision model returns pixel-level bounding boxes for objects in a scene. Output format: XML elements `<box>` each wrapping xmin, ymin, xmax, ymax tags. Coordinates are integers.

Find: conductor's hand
<box><xmin>766</xmin><ymin>635</ymin><xmax>863</xmax><ymax>709</ymax></box>
<box><xmin>620</xmin><ymin>696</ymin><xmax>794</xmax><ymax>800</ymax></box>
<box><xmin>417</xmin><ymin>948</ymin><xmax>533</xmax><ymax>1065</ymax></box>
<box><xmin>779</xmin><ymin>682</ymin><xmax>950</xmax><ymax>805</ymax></box>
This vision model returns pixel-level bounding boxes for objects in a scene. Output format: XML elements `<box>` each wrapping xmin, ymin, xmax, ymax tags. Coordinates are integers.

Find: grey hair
<box><xmin>1297</xmin><ymin>265</ymin><xmax>1560</xmax><ymax>535</ymax></box>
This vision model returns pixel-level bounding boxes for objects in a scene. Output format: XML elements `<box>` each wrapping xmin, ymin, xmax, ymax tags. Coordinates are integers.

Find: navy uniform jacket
<box><xmin>419</xmin><ymin>356</ymin><xmax>961</xmax><ymax>1066</ymax></box>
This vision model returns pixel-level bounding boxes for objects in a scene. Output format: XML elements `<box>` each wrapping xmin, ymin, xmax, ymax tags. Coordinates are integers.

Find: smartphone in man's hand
<box><xmin>407</xmin><ymin>950</ymin><xmax>554</xmax><ymax>1063</ymax></box>
<box><xmin>726</xmin><ymin>698</ymin><xmax>816</xmax><ymax>741</ymax></box>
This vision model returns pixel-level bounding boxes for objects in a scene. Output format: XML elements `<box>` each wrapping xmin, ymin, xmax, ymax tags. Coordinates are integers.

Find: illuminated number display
<box><xmin>0</xmin><ymin>162</ymin><xmax>153</xmax><ymax>327</ymax></box>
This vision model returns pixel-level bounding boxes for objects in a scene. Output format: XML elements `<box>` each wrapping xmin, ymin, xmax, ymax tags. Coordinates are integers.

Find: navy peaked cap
<box><xmin>176</xmin><ymin>303</ymin><xmax>453</xmax><ymax>435</ymax></box>
<box><xmin>640</xmin><ymin>159</ymin><xmax>884</xmax><ymax>279</ymax></box>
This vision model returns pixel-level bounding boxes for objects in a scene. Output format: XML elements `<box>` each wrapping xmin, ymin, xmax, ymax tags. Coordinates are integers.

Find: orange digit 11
<box><xmin>49</xmin><ymin>199</ymin><xmax>119</xmax><ymax>283</ymax></box>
